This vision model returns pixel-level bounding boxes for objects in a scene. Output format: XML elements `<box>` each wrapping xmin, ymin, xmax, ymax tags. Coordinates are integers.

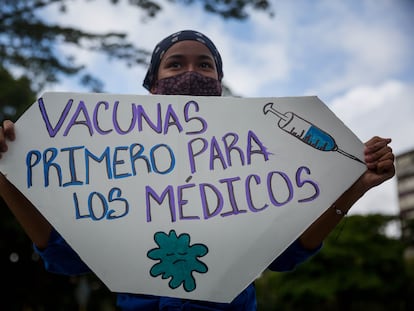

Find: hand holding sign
<box><xmin>0</xmin><ymin>28</ymin><xmax>396</xmax><ymax>310</ymax></box>
<box><xmin>0</xmin><ymin>120</ymin><xmax>15</xmax><ymax>156</ymax></box>
<box><xmin>0</xmin><ymin>92</ymin><xmax>372</xmax><ymax>303</ymax></box>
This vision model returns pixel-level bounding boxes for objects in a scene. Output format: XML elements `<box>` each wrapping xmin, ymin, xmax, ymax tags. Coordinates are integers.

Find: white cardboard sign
<box><xmin>0</xmin><ymin>92</ymin><xmax>366</xmax><ymax>302</ymax></box>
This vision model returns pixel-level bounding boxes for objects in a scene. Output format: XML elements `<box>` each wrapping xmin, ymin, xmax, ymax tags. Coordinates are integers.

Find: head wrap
<box><xmin>143</xmin><ymin>30</ymin><xmax>223</xmax><ymax>91</ymax></box>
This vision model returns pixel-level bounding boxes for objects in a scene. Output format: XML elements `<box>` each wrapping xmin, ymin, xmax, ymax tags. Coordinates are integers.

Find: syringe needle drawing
<box><xmin>263</xmin><ymin>103</ymin><xmax>364</xmax><ymax>164</ymax></box>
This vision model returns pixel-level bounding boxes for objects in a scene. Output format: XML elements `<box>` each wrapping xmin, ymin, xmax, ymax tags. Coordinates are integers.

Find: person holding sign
<box><xmin>0</xmin><ymin>30</ymin><xmax>395</xmax><ymax>310</ymax></box>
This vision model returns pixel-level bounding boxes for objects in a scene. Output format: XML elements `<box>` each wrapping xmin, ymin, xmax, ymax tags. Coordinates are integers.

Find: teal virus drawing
<box><xmin>147</xmin><ymin>230</ymin><xmax>209</xmax><ymax>292</ymax></box>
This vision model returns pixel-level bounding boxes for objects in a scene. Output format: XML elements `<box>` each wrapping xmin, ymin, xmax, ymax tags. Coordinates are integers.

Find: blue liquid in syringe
<box><xmin>272</xmin><ymin>110</ymin><xmax>337</xmax><ymax>151</ymax></box>
<box><xmin>263</xmin><ymin>103</ymin><xmax>364</xmax><ymax>163</ymax></box>
<box><xmin>300</xmin><ymin>123</ymin><xmax>336</xmax><ymax>151</ymax></box>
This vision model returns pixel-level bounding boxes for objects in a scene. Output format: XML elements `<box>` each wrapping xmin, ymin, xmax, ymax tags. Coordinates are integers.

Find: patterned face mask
<box><xmin>152</xmin><ymin>71</ymin><xmax>222</xmax><ymax>96</ymax></box>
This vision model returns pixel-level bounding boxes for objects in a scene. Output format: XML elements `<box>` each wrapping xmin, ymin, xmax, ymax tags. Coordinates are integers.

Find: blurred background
<box><xmin>1</xmin><ymin>0</ymin><xmax>413</xmax><ymax>310</ymax></box>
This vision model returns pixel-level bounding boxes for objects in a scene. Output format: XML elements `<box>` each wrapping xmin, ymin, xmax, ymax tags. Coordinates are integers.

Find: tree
<box><xmin>255</xmin><ymin>214</ymin><xmax>414</xmax><ymax>311</ymax></box>
<box><xmin>0</xmin><ymin>67</ymin><xmax>35</xmax><ymax>122</ymax></box>
<box><xmin>0</xmin><ymin>0</ymin><xmax>273</xmax><ymax>94</ymax></box>
<box><xmin>0</xmin><ymin>67</ymin><xmax>117</xmax><ymax>310</ymax></box>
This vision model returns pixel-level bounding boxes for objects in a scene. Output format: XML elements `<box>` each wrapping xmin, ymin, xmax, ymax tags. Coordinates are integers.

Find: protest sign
<box><xmin>0</xmin><ymin>92</ymin><xmax>366</xmax><ymax>302</ymax></box>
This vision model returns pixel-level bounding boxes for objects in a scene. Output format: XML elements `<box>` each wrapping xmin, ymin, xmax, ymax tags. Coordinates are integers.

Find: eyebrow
<box><xmin>163</xmin><ymin>53</ymin><xmax>214</xmax><ymax>62</ymax></box>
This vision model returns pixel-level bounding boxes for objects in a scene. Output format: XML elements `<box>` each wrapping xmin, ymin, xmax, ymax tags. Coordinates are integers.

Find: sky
<box><xmin>39</xmin><ymin>0</ymin><xmax>414</xmax><ymax>225</ymax></box>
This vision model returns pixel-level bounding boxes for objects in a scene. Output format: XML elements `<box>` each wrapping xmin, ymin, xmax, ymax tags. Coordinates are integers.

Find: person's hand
<box><xmin>0</xmin><ymin>120</ymin><xmax>15</xmax><ymax>159</ymax></box>
<box><xmin>359</xmin><ymin>136</ymin><xmax>395</xmax><ymax>192</ymax></box>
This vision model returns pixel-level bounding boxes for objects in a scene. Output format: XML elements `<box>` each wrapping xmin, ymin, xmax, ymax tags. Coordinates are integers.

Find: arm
<box><xmin>299</xmin><ymin>136</ymin><xmax>395</xmax><ymax>250</ymax></box>
<box><xmin>0</xmin><ymin>120</ymin><xmax>52</xmax><ymax>249</ymax></box>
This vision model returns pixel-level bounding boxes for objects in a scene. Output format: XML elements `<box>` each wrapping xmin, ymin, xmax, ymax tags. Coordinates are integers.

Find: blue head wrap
<box><xmin>143</xmin><ymin>30</ymin><xmax>223</xmax><ymax>91</ymax></box>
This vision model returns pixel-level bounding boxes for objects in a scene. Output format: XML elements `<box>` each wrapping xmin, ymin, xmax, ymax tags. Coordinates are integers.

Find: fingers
<box><xmin>365</xmin><ymin>136</ymin><xmax>391</xmax><ymax>153</ymax></box>
<box><xmin>0</xmin><ymin>120</ymin><xmax>15</xmax><ymax>158</ymax></box>
<box><xmin>376</xmin><ymin>158</ymin><xmax>395</xmax><ymax>176</ymax></box>
<box><xmin>364</xmin><ymin>136</ymin><xmax>395</xmax><ymax>174</ymax></box>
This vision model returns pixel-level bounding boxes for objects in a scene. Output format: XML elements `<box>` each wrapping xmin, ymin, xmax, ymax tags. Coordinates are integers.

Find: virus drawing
<box><xmin>147</xmin><ymin>230</ymin><xmax>209</xmax><ymax>292</ymax></box>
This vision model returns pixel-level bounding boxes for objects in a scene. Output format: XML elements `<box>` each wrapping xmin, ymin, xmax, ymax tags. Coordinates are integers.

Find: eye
<box><xmin>200</xmin><ymin>61</ymin><xmax>214</xmax><ymax>69</ymax></box>
<box><xmin>166</xmin><ymin>61</ymin><xmax>182</xmax><ymax>69</ymax></box>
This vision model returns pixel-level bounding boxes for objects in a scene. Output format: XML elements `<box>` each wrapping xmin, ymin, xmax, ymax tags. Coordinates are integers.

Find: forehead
<box><xmin>161</xmin><ymin>40</ymin><xmax>214</xmax><ymax>60</ymax></box>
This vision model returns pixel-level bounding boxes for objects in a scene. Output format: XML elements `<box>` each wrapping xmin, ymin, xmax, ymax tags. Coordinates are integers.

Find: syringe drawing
<box><xmin>263</xmin><ymin>103</ymin><xmax>364</xmax><ymax>164</ymax></box>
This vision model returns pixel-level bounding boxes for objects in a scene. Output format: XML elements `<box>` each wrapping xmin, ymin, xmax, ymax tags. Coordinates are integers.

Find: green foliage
<box><xmin>0</xmin><ymin>205</ymin><xmax>116</xmax><ymax>310</ymax></box>
<box><xmin>0</xmin><ymin>0</ymin><xmax>150</xmax><ymax>92</ymax></box>
<box><xmin>0</xmin><ymin>68</ymin><xmax>116</xmax><ymax>310</ymax></box>
<box><xmin>99</xmin><ymin>0</ymin><xmax>273</xmax><ymax>19</ymax></box>
<box><xmin>176</xmin><ymin>0</ymin><xmax>274</xmax><ymax>19</ymax></box>
<box><xmin>0</xmin><ymin>0</ymin><xmax>273</xmax><ymax>93</ymax></box>
<box><xmin>0</xmin><ymin>67</ymin><xmax>35</xmax><ymax>121</ymax></box>
<box><xmin>256</xmin><ymin>214</ymin><xmax>414</xmax><ymax>311</ymax></box>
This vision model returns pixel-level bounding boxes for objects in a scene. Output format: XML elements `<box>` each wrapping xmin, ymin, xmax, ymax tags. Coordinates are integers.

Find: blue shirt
<box><xmin>35</xmin><ymin>229</ymin><xmax>320</xmax><ymax>310</ymax></box>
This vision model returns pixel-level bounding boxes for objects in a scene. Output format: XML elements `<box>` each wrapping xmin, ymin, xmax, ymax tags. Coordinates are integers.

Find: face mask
<box><xmin>152</xmin><ymin>71</ymin><xmax>222</xmax><ymax>96</ymax></box>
